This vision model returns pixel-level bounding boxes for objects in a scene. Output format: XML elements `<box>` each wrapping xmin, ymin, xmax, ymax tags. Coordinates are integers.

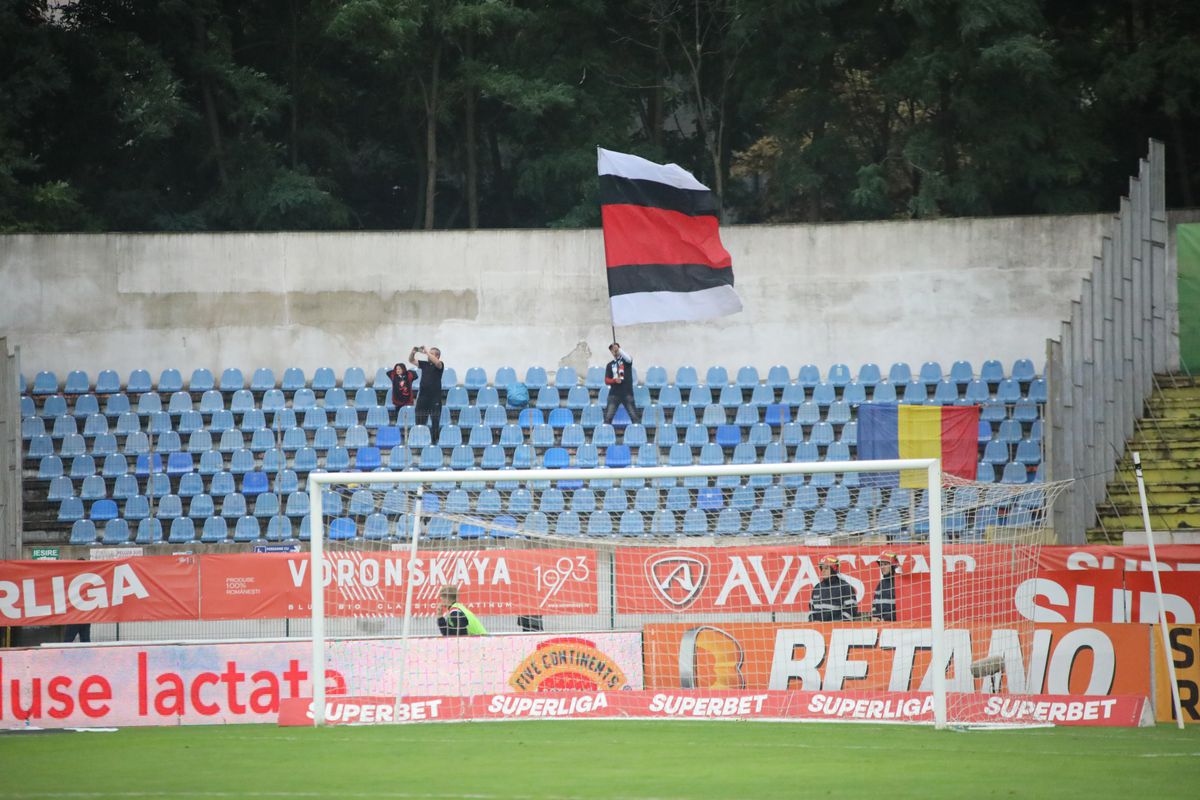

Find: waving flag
<box><xmin>598</xmin><ymin>148</ymin><xmax>741</xmax><ymax>326</ymax></box>
<box><xmin>857</xmin><ymin>405</ymin><xmax>981</xmax><ymax>487</ymax></box>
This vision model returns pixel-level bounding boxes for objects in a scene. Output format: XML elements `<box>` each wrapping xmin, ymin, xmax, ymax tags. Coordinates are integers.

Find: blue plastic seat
<box><xmin>711</xmin><ymin>507</ymin><xmax>739</xmax><ymax>535</ymax></box>
<box><xmin>26</xmin><ymin>434</ymin><xmax>54</xmax><ymax>460</ymax></box>
<box><xmin>1011</xmin><ymin>358</ymin><xmax>1037</xmax><ymax>382</ymax></box>
<box><xmin>869</xmin><ymin>382</ymin><xmax>896</xmax><ymax>403</ymax></box>
<box><xmin>74</xmin><ymin>395</ymin><xmax>101</xmax><ymax>421</ymax></box>
<box><xmin>932</xmin><ymin>380</ymin><xmax>958</xmax><ymax>405</ymax></box>
<box><xmin>154</xmin><ymin>493</ymin><xmax>183</xmax><ymax>521</ymax></box>
<box><xmin>978</xmin><ymin>359</ymin><xmax>1004</xmax><ymax>385</ymax></box>
<box><xmin>97</xmin><ymin>518</ymin><xmax>131</xmax><ymax>545</ymax></box>
<box><xmin>266</xmin><ymin>515</ymin><xmax>295</xmax><ymax>542</ymax></box>
<box><xmin>917</xmin><ymin>361</ymin><xmax>943</xmax><ymax>387</ymax></box>
<box><xmin>52</xmin><ymin>413</ymin><xmax>79</xmax><ymax>439</ymax></box>
<box><xmin>66</xmin><ymin>455</ymin><xmax>95</xmax><ymax>481</ymax></box>
<box><xmin>102</xmin><ymin>393</ymin><xmax>130</xmax><ymax>419</ymax></box>
<box><xmin>197</xmin><ymin>515</ymin><xmax>227</xmax><ymax>543</ymax></box>
<box><xmin>898</xmin><ymin>381</ymin><xmax>925</xmax><ymax>404</ymax></box>
<box><xmin>241</xmin><ymin>470</ymin><xmax>269</xmax><ymax>497</ymax></box>
<box><xmin>1015</xmin><ymin>439</ymin><xmax>1042</xmax><ymax>466</ymax></box>
<box><xmin>1013</xmin><ymin>400</ymin><xmax>1039</xmax><ymax>423</ymax></box>
<box><xmin>714</xmin><ymin>424</ymin><xmax>741</xmax><ymax>448</ymax></box>
<box><xmin>32</xmin><ymin>371</ymin><xmax>60</xmax><ymax>395</ymax></box>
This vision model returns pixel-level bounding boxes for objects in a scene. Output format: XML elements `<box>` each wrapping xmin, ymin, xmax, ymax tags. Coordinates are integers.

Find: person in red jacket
<box><xmin>603</xmin><ymin>342</ymin><xmax>639</xmax><ymax>425</ymax></box>
<box><xmin>386</xmin><ymin>361</ymin><xmax>417</xmax><ymax>410</ymax></box>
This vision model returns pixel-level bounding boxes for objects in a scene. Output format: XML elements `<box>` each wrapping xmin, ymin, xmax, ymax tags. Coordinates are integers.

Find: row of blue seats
<box><xmin>50</xmin><ymin>451</ymin><xmax>1043</xmax><ymax>529</ymax></box>
<box><xmin>65</xmin><ymin>492</ymin><xmax>1041</xmax><ymax>546</ymax></box>
<box><xmin>26</xmin><ymin>414</ymin><xmax>1043</xmax><ymax>476</ymax></box>
<box><xmin>33</xmin><ymin>424</ymin><xmax>1043</xmax><ymax>478</ymax></box>
<box><xmin>23</xmin><ymin>359</ymin><xmax>1044</xmax><ymax>397</ymax></box>
<box><xmin>21</xmin><ymin>376</ymin><xmax>1049</xmax><ymax>426</ymax></box>
<box><xmin>59</xmin><ymin>480</ymin><xmax>1025</xmax><ymax>521</ymax></box>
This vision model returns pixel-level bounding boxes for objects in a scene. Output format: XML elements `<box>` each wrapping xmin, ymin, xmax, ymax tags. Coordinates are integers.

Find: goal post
<box><xmin>305</xmin><ymin>457</ymin><xmax>1059</xmax><ymax>728</ymax></box>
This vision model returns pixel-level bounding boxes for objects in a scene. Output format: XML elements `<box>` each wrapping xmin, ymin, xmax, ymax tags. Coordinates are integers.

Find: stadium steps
<box><xmin>1089</xmin><ymin>374</ymin><xmax>1200</xmax><ymax>541</ymax></box>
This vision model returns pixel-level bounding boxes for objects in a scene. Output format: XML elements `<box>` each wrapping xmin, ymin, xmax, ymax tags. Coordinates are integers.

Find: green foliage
<box><xmin>1</xmin><ymin>0</ymin><xmax>1197</xmax><ymax>231</ymax></box>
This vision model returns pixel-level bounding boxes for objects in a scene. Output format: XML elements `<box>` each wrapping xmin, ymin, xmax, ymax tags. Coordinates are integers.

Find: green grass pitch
<box><xmin>1</xmin><ymin>721</ymin><xmax>1197</xmax><ymax>799</ymax></box>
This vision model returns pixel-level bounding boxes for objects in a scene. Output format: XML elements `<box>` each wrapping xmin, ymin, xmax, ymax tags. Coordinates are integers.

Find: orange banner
<box><xmin>0</xmin><ymin>556</ymin><xmax>198</xmax><ymax>625</ymax></box>
<box><xmin>643</xmin><ymin>622</ymin><xmax>1151</xmax><ymax>697</ymax></box>
<box><xmin>1154</xmin><ymin>624</ymin><xmax>1200</xmax><ymax>724</ymax></box>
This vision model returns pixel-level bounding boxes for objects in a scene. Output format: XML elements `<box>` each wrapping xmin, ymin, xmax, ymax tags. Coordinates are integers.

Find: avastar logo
<box><xmin>646</xmin><ymin>551</ymin><xmax>710</xmax><ymax>609</ymax></box>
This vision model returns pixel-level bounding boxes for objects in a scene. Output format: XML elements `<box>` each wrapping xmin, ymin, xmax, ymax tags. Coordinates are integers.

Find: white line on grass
<box><xmin>0</xmin><ymin>793</ymin><xmax>692</xmax><ymax>800</ymax></box>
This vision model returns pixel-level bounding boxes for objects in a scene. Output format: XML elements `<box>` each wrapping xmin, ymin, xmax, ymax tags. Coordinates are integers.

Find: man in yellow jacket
<box><xmin>437</xmin><ymin>585</ymin><xmax>487</xmax><ymax>636</ymax></box>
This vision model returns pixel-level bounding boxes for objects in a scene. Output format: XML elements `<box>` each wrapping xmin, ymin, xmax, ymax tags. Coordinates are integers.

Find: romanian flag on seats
<box><xmin>856</xmin><ymin>405</ymin><xmax>981</xmax><ymax>487</ymax></box>
<box><xmin>598</xmin><ymin>147</ymin><xmax>741</xmax><ymax>326</ymax></box>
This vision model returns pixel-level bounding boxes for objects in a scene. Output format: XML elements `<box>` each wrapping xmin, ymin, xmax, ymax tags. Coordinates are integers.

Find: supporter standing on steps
<box><xmin>409</xmin><ymin>345</ymin><xmax>444</xmax><ymax>442</ymax></box>
<box><xmin>603</xmin><ymin>342</ymin><xmax>639</xmax><ymax>425</ymax></box>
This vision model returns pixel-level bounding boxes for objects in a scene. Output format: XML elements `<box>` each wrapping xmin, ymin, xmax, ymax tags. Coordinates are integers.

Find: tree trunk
<box><xmin>288</xmin><ymin>0</ymin><xmax>299</xmax><ymax>169</ymax></box>
<box><xmin>423</xmin><ymin>40</ymin><xmax>442</xmax><ymax>230</ymax></box>
<box><xmin>194</xmin><ymin>17</ymin><xmax>229</xmax><ymax>188</ymax></box>
<box><xmin>465</xmin><ymin>30</ymin><xmax>479</xmax><ymax>229</ymax></box>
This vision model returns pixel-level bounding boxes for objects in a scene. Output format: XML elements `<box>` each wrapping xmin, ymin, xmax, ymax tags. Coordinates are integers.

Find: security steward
<box><xmin>437</xmin><ymin>585</ymin><xmax>487</xmax><ymax>636</ymax></box>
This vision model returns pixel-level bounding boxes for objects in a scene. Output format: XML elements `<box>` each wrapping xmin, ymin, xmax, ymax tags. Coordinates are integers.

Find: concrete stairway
<box><xmin>1091</xmin><ymin>374</ymin><xmax>1200</xmax><ymax>541</ymax></box>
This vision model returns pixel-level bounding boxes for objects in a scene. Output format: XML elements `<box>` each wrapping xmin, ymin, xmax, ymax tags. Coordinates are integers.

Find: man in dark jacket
<box><xmin>409</xmin><ymin>345</ymin><xmax>445</xmax><ymax>441</ymax></box>
<box><xmin>870</xmin><ymin>551</ymin><xmax>899</xmax><ymax>621</ymax></box>
<box><xmin>809</xmin><ymin>555</ymin><xmax>859</xmax><ymax>622</ymax></box>
<box><xmin>602</xmin><ymin>342</ymin><xmax>639</xmax><ymax>425</ymax></box>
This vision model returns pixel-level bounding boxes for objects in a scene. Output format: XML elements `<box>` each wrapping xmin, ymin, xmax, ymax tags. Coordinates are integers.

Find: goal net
<box><xmin>306</xmin><ymin>459</ymin><xmax>1064</xmax><ymax>727</ymax></box>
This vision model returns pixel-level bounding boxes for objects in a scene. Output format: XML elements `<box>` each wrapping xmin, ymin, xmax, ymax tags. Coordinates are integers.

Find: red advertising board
<box><xmin>613</xmin><ymin>545</ymin><xmax>1020</xmax><ymax>621</ymax></box>
<box><xmin>0</xmin><ymin>555</ymin><xmax>198</xmax><ymax>625</ymax></box>
<box><xmin>2</xmin><ymin>545</ymin><xmax>1198</xmax><ymax>626</ymax></box>
<box><xmin>1022</xmin><ymin>570</ymin><xmax>1200</xmax><ymax>624</ymax></box>
<box><xmin>277</xmin><ymin>690</ymin><xmax>1152</xmax><ymax>727</ymax></box>
<box><xmin>0</xmin><ymin>632</ymin><xmax>643</xmax><ymax>728</ymax></box>
<box><xmin>1038</xmin><ymin>545</ymin><xmax>1200</xmax><ymax>572</ymax></box>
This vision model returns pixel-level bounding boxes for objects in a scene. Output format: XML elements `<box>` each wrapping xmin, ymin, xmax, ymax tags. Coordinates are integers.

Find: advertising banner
<box><xmin>614</xmin><ymin>545</ymin><xmax>1020</xmax><ymax>621</ymax></box>
<box><xmin>1038</xmin><ymin>546</ymin><xmax>1200</xmax><ymax>572</ymax></box>
<box><xmin>0</xmin><ymin>631</ymin><xmax>642</xmax><ymax>729</ymax></box>
<box><xmin>2</xmin><ymin>545</ymin><xmax>1198</xmax><ymax>626</ymax></box>
<box><xmin>642</xmin><ymin>622</ymin><xmax>1151</xmax><ymax>696</ymax></box>
<box><xmin>1155</xmin><ymin>624</ymin><xmax>1200</xmax><ymax>724</ymax></box>
<box><xmin>278</xmin><ymin>690</ymin><xmax>1152</xmax><ymax>727</ymax></box>
<box><xmin>0</xmin><ymin>549</ymin><xmax>598</xmax><ymax>626</ymax></box>
<box><xmin>0</xmin><ymin>555</ymin><xmax>198</xmax><ymax>626</ymax></box>
<box><xmin>1022</xmin><ymin>571</ymin><xmax>1200</xmax><ymax>624</ymax></box>
<box><xmin>200</xmin><ymin>550</ymin><xmax>598</xmax><ymax>619</ymax></box>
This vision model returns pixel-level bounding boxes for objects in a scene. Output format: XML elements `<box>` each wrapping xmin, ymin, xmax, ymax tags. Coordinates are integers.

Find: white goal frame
<box><xmin>307</xmin><ymin>457</ymin><xmax>951</xmax><ymax>727</ymax></box>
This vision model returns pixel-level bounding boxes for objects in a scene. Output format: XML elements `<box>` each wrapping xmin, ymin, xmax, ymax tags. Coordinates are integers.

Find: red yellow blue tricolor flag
<box><xmin>856</xmin><ymin>405</ymin><xmax>981</xmax><ymax>487</ymax></box>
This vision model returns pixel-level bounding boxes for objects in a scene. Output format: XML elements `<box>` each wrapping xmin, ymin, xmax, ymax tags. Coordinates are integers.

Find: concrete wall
<box><xmin>0</xmin><ymin>214</ymin><xmax>1109</xmax><ymax>381</ymax></box>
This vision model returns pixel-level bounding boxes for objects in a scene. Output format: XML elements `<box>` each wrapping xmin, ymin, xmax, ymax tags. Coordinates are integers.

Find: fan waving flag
<box><xmin>598</xmin><ymin>148</ymin><xmax>741</xmax><ymax>326</ymax></box>
<box><xmin>856</xmin><ymin>405</ymin><xmax>981</xmax><ymax>488</ymax></box>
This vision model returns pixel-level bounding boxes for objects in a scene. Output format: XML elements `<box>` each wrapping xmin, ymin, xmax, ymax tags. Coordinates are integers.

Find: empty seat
<box><xmin>198</xmin><ymin>515</ymin><xmax>228</xmax><ymax>543</ymax></box>
<box><xmin>218</xmin><ymin>368</ymin><xmax>244</xmax><ymax>392</ymax></box>
<box><xmin>233</xmin><ymin>516</ymin><xmax>262</xmax><ymax>542</ymax></box>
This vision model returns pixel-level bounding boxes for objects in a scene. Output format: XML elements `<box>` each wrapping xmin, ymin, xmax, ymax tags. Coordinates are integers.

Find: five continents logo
<box><xmin>508</xmin><ymin>637</ymin><xmax>629</xmax><ymax>692</ymax></box>
<box><xmin>645</xmin><ymin>550</ymin><xmax>710</xmax><ymax>609</ymax></box>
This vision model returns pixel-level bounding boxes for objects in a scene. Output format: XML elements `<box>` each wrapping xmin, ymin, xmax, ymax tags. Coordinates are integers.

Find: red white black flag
<box><xmin>598</xmin><ymin>148</ymin><xmax>742</xmax><ymax>326</ymax></box>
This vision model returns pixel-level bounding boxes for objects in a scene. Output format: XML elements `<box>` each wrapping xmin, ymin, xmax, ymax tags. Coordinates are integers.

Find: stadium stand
<box><xmin>19</xmin><ymin>358</ymin><xmax>1047</xmax><ymax>545</ymax></box>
